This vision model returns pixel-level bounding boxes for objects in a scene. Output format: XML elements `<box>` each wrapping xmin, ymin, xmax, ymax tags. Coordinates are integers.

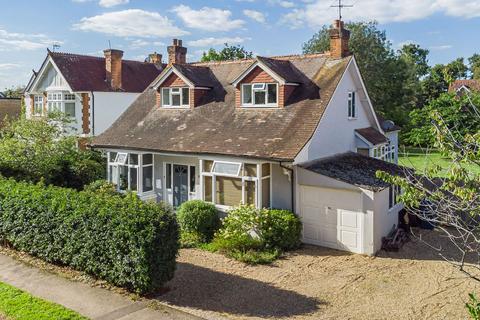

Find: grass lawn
<box><xmin>398</xmin><ymin>146</ymin><xmax>480</xmax><ymax>177</ymax></box>
<box><xmin>0</xmin><ymin>281</ymin><xmax>87</xmax><ymax>320</ymax></box>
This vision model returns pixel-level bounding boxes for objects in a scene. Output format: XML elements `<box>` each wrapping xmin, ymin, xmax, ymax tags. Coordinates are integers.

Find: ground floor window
<box><xmin>201</xmin><ymin>160</ymin><xmax>271</xmax><ymax>209</ymax></box>
<box><xmin>373</xmin><ymin>144</ymin><xmax>396</xmax><ymax>163</ymax></box>
<box><xmin>389</xmin><ymin>185</ymin><xmax>401</xmax><ymax>209</ymax></box>
<box><xmin>107</xmin><ymin>152</ymin><xmax>154</xmax><ymax>194</ymax></box>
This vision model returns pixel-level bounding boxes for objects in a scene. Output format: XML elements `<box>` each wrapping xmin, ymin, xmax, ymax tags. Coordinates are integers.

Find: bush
<box><xmin>210</xmin><ymin>205</ymin><xmax>302</xmax><ymax>263</ymax></box>
<box><xmin>0</xmin><ymin>178</ymin><xmax>179</xmax><ymax>294</ymax></box>
<box><xmin>467</xmin><ymin>293</ymin><xmax>480</xmax><ymax>320</ymax></box>
<box><xmin>177</xmin><ymin>200</ymin><xmax>219</xmax><ymax>243</ymax></box>
<box><xmin>83</xmin><ymin>180</ymin><xmax>119</xmax><ymax>196</ymax></box>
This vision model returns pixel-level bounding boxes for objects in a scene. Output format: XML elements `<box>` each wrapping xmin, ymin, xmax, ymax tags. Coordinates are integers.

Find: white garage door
<box><xmin>299</xmin><ymin>185</ymin><xmax>364</xmax><ymax>254</ymax></box>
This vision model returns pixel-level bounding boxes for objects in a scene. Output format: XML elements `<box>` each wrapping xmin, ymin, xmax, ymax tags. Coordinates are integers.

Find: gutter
<box><xmin>91</xmin><ymin>91</ymin><xmax>95</xmax><ymax>136</ymax></box>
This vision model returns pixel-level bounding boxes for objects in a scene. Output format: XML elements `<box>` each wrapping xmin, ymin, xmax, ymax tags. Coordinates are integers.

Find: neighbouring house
<box><xmin>92</xmin><ymin>21</ymin><xmax>403</xmax><ymax>255</ymax></box>
<box><xmin>0</xmin><ymin>97</ymin><xmax>21</xmax><ymax>127</ymax></box>
<box><xmin>0</xmin><ymin>92</ymin><xmax>5</xmax><ymax>98</ymax></box>
<box><xmin>24</xmin><ymin>49</ymin><xmax>164</xmax><ymax>136</ymax></box>
<box><xmin>449</xmin><ymin>79</ymin><xmax>480</xmax><ymax>95</ymax></box>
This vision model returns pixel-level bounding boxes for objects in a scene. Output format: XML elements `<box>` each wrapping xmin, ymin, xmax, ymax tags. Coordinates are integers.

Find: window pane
<box><xmin>262</xmin><ymin>178</ymin><xmax>270</xmax><ymax>208</ymax></box>
<box><xmin>203</xmin><ymin>160</ymin><xmax>213</xmax><ymax>172</ymax></box>
<box><xmin>242</xmin><ymin>84</ymin><xmax>252</xmax><ymax>104</ymax></box>
<box><xmin>212</xmin><ymin>162</ymin><xmax>240</xmax><ymax>175</ymax></box>
<box><xmin>267</xmin><ymin>84</ymin><xmax>277</xmax><ymax>104</ymax></box>
<box><xmin>142</xmin><ymin>166</ymin><xmax>153</xmax><ymax>192</ymax></box>
<box><xmin>130</xmin><ymin>167</ymin><xmax>138</xmax><ymax>191</ymax></box>
<box><xmin>216</xmin><ymin>176</ymin><xmax>242</xmax><ymax>206</ymax></box>
<box><xmin>245</xmin><ymin>180</ymin><xmax>255</xmax><ymax>205</ymax></box>
<box><xmin>244</xmin><ymin>163</ymin><xmax>257</xmax><ymax>176</ymax></box>
<box><xmin>129</xmin><ymin>154</ymin><xmax>138</xmax><ymax>165</ymax></box>
<box><xmin>116</xmin><ymin>153</ymin><xmax>128</xmax><ymax>165</ymax></box>
<box><xmin>109</xmin><ymin>165</ymin><xmax>118</xmax><ymax>184</ymax></box>
<box><xmin>172</xmin><ymin>93</ymin><xmax>181</xmax><ymax>106</ymax></box>
<box><xmin>182</xmin><ymin>88</ymin><xmax>189</xmax><ymax>105</ymax></box>
<box><xmin>262</xmin><ymin>163</ymin><xmax>270</xmax><ymax>177</ymax></box>
<box><xmin>64</xmin><ymin>102</ymin><xmax>75</xmax><ymax>117</ymax></box>
<box><xmin>190</xmin><ymin>166</ymin><xmax>196</xmax><ymax>193</ymax></box>
<box><xmin>109</xmin><ymin>152</ymin><xmax>117</xmax><ymax>162</ymax></box>
<box><xmin>254</xmin><ymin>90</ymin><xmax>266</xmax><ymax>105</ymax></box>
<box><xmin>119</xmin><ymin>166</ymin><xmax>128</xmax><ymax>191</ymax></box>
<box><xmin>166</xmin><ymin>164</ymin><xmax>172</xmax><ymax>189</ymax></box>
<box><xmin>143</xmin><ymin>154</ymin><xmax>153</xmax><ymax>165</ymax></box>
<box><xmin>352</xmin><ymin>92</ymin><xmax>356</xmax><ymax>117</ymax></box>
<box><xmin>162</xmin><ymin>88</ymin><xmax>170</xmax><ymax>105</ymax></box>
<box><xmin>204</xmin><ymin>176</ymin><xmax>212</xmax><ymax>202</ymax></box>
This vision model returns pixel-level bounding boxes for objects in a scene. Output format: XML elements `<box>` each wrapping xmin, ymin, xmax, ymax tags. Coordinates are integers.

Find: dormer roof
<box><xmin>231</xmin><ymin>56</ymin><xmax>302</xmax><ymax>87</ymax></box>
<box><xmin>152</xmin><ymin>64</ymin><xmax>216</xmax><ymax>89</ymax></box>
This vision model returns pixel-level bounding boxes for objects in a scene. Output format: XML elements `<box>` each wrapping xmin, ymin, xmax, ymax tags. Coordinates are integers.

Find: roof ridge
<box><xmin>190</xmin><ymin>52</ymin><xmax>331</xmax><ymax>66</ymax></box>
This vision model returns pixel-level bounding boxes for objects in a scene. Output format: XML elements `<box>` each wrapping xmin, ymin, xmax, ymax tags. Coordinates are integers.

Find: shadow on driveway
<box><xmin>158</xmin><ymin>262</ymin><xmax>322</xmax><ymax>318</ymax></box>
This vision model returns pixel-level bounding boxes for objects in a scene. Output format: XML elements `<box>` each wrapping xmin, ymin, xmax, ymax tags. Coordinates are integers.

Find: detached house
<box><xmin>92</xmin><ymin>21</ymin><xmax>403</xmax><ymax>255</ymax></box>
<box><xmin>24</xmin><ymin>49</ymin><xmax>164</xmax><ymax>136</ymax></box>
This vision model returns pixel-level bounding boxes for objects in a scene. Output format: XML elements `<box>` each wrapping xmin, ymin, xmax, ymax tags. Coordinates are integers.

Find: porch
<box><xmin>105</xmin><ymin>150</ymin><xmax>293</xmax><ymax>211</ymax></box>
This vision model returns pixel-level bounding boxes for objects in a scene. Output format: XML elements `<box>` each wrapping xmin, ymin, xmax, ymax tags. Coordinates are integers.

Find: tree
<box><xmin>398</xmin><ymin>44</ymin><xmax>430</xmax><ymax>109</ymax></box>
<box><xmin>303</xmin><ymin>21</ymin><xmax>414</xmax><ymax>127</ymax></box>
<box><xmin>469</xmin><ymin>54</ymin><xmax>480</xmax><ymax>80</ymax></box>
<box><xmin>201</xmin><ymin>44</ymin><xmax>253</xmax><ymax>62</ymax></box>
<box><xmin>1</xmin><ymin>86</ymin><xmax>25</xmax><ymax>99</ymax></box>
<box><xmin>378</xmin><ymin>90</ymin><xmax>480</xmax><ymax>281</ymax></box>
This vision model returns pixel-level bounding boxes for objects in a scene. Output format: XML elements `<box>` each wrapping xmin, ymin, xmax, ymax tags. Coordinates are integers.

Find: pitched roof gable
<box><xmin>449</xmin><ymin>79</ymin><xmax>480</xmax><ymax>93</ymax></box>
<box><xmin>153</xmin><ymin>64</ymin><xmax>217</xmax><ymax>88</ymax></box>
<box><xmin>92</xmin><ymin>54</ymin><xmax>352</xmax><ymax>161</ymax></box>
<box><xmin>355</xmin><ymin>127</ymin><xmax>388</xmax><ymax>146</ymax></box>
<box><xmin>33</xmin><ymin>51</ymin><xmax>163</xmax><ymax>93</ymax></box>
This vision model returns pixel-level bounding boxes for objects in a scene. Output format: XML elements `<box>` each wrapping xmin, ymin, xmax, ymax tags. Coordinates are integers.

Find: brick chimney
<box><xmin>167</xmin><ymin>39</ymin><xmax>187</xmax><ymax>65</ymax></box>
<box><xmin>148</xmin><ymin>52</ymin><xmax>163</xmax><ymax>68</ymax></box>
<box><xmin>329</xmin><ymin>20</ymin><xmax>350</xmax><ymax>59</ymax></box>
<box><xmin>104</xmin><ymin>49</ymin><xmax>123</xmax><ymax>90</ymax></box>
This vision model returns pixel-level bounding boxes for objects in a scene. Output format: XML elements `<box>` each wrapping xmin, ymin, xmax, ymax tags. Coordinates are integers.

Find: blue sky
<box><xmin>1</xmin><ymin>0</ymin><xmax>480</xmax><ymax>90</ymax></box>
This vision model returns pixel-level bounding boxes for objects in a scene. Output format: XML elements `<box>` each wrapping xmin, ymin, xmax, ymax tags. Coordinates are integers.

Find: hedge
<box><xmin>0</xmin><ymin>178</ymin><xmax>179</xmax><ymax>294</ymax></box>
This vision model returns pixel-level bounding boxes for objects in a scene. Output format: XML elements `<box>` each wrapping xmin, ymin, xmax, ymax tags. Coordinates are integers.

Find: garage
<box><xmin>299</xmin><ymin>185</ymin><xmax>365</xmax><ymax>254</ymax></box>
<box><xmin>296</xmin><ymin>152</ymin><xmax>405</xmax><ymax>255</ymax></box>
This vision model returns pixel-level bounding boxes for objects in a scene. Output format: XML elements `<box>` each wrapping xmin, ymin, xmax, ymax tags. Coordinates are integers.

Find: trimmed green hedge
<box><xmin>177</xmin><ymin>200</ymin><xmax>219</xmax><ymax>244</ymax></box>
<box><xmin>0</xmin><ymin>179</ymin><xmax>179</xmax><ymax>294</ymax></box>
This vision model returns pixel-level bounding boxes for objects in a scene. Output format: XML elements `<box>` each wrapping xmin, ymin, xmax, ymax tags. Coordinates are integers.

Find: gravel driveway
<box><xmin>158</xmin><ymin>229</ymin><xmax>480</xmax><ymax>320</ymax></box>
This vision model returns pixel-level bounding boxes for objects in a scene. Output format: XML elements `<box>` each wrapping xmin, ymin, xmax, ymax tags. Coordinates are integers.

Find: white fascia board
<box><xmin>350</xmin><ymin>56</ymin><xmax>383</xmax><ymax>134</ymax></box>
<box><xmin>152</xmin><ymin>66</ymin><xmax>194</xmax><ymax>89</ymax></box>
<box><xmin>231</xmin><ymin>60</ymin><xmax>287</xmax><ymax>87</ymax></box>
<box><xmin>29</xmin><ymin>56</ymin><xmax>74</xmax><ymax>93</ymax></box>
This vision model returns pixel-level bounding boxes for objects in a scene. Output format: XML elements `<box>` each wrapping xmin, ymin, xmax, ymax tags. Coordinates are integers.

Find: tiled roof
<box><xmin>355</xmin><ymin>127</ymin><xmax>388</xmax><ymax>145</ymax></box>
<box><xmin>256</xmin><ymin>56</ymin><xmax>305</xmax><ymax>83</ymax></box>
<box><xmin>49</xmin><ymin>51</ymin><xmax>163</xmax><ymax>92</ymax></box>
<box><xmin>449</xmin><ymin>79</ymin><xmax>480</xmax><ymax>92</ymax></box>
<box><xmin>171</xmin><ymin>64</ymin><xmax>219</xmax><ymax>88</ymax></box>
<box><xmin>92</xmin><ymin>54</ymin><xmax>352</xmax><ymax>161</ymax></box>
<box><xmin>0</xmin><ymin>98</ymin><xmax>21</xmax><ymax>127</ymax></box>
<box><xmin>299</xmin><ymin>152</ymin><xmax>407</xmax><ymax>191</ymax></box>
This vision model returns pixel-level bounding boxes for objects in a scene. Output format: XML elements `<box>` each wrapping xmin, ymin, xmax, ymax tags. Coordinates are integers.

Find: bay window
<box><xmin>241</xmin><ymin>83</ymin><xmax>278</xmax><ymax>107</ymax></box>
<box><xmin>47</xmin><ymin>92</ymin><xmax>77</xmax><ymax>117</ymax></box>
<box><xmin>107</xmin><ymin>152</ymin><xmax>154</xmax><ymax>195</ymax></box>
<box><xmin>161</xmin><ymin>87</ymin><xmax>190</xmax><ymax>108</ymax></box>
<box><xmin>201</xmin><ymin>160</ymin><xmax>271</xmax><ymax>208</ymax></box>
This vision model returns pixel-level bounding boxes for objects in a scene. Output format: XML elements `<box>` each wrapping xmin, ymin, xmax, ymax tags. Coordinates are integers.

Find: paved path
<box><xmin>0</xmin><ymin>253</ymin><xmax>202</xmax><ymax>320</ymax></box>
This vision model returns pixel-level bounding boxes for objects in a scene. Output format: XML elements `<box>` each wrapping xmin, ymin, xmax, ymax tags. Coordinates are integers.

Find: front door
<box><xmin>173</xmin><ymin>164</ymin><xmax>189</xmax><ymax>207</ymax></box>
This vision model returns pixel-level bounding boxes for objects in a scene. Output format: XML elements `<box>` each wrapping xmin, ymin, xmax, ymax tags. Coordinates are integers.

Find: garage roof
<box><xmin>298</xmin><ymin>152</ymin><xmax>408</xmax><ymax>191</ymax></box>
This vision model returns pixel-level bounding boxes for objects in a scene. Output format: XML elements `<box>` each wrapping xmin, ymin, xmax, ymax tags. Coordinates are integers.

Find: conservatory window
<box><xmin>108</xmin><ymin>152</ymin><xmax>154</xmax><ymax>194</ymax></box>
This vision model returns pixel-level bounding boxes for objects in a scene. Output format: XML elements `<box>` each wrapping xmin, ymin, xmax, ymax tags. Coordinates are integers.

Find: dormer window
<box><xmin>241</xmin><ymin>83</ymin><xmax>278</xmax><ymax>107</ymax></box>
<box><xmin>161</xmin><ymin>87</ymin><xmax>189</xmax><ymax>108</ymax></box>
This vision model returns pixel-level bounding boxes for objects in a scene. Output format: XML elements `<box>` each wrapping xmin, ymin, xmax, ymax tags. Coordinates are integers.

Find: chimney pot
<box><xmin>148</xmin><ymin>52</ymin><xmax>163</xmax><ymax>68</ymax></box>
<box><xmin>167</xmin><ymin>38</ymin><xmax>187</xmax><ymax>65</ymax></box>
<box><xmin>329</xmin><ymin>20</ymin><xmax>350</xmax><ymax>59</ymax></box>
<box><xmin>104</xmin><ymin>49</ymin><xmax>123</xmax><ymax>90</ymax></box>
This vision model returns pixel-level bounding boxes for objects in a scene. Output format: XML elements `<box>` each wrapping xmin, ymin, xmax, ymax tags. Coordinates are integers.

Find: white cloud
<box><xmin>73</xmin><ymin>9</ymin><xmax>189</xmax><ymax>38</ymax></box>
<box><xmin>243</xmin><ymin>9</ymin><xmax>266</xmax><ymax>23</ymax></box>
<box><xmin>269</xmin><ymin>0</ymin><xmax>296</xmax><ymax>8</ymax></box>
<box><xmin>0</xmin><ymin>63</ymin><xmax>20</xmax><ymax>71</ymax></box>
<box><xmin>188</xmin><ymin>37</ymin><xmax>250</xmax><ymax>47</ymax></box>
<box><xmin>429</xmin><ymin>44</ymin><xmax>453</xmax><ymax>50</ymax></box>
<box><xmin>172</xmin><ymin>5</ymin><xmax>245</xmax><ymax>32</ymax></box>
<box><xmin>99</xmin><ymin>0</ymin><xmax>129</xmax><ymax>7</ymax></box>
<box><xmin>0</xmin><ymin>29</ymin><xmax>60</xmax><ymax>51</ymax></box>
<box><xmin>281</xmin><ymin>0</ymin><xmax>480</xmax><ymax>28</ymax></box>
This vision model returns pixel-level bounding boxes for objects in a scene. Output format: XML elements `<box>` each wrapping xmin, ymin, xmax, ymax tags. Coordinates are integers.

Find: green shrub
<box><xmin>177</xmin><ymin>200</ymin><xmax>219</xmax><ymax>243</ymax></box>
<box><xmin>210</xmin><ymin>205</ymin><xmax>301</xmax><ymax>263</ymax></box>
<box><xmin>0</xmin><ymin>178</ymin><xmax>179</xmax><ymax>294</ymax></box>
<box><xmin>83</xmin><ymin>179</ymin><xmax>119</xmax><ymax>196</ymax></box>
<box><xmin>467</xmin><ymin>293</ymin><xmax>480</xmax><ymax>320</ymax></box>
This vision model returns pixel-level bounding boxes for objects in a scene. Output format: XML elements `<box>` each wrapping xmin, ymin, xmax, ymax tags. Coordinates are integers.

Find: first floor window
<box><xmin>161</xmin><ymin>87</ymin><xmax>190</xmax><ymax>108</ymax></box>
<box><xmin>348</xmin><ymin>91</ymin><xmax>356</xmax><ymax>118</ymax></box>
<box><xmin>241</xmin><ymin>83</ymin><xmax>278</xmax><ymax>107</ymax></box>
<box><xmin>46</xmin><ymin>92</ymin><xmax>77</xmax><ymax>117</ymax></box>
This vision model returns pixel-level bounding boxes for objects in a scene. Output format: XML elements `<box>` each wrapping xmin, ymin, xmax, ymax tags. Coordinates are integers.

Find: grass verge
<box><xmin>0</xmin><ymin>281</ymin><xmax>87</xmax><ymax>320</ymax></box>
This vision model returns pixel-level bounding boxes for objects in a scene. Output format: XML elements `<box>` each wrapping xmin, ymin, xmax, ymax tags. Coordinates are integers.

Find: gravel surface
<box><xmin>159</xmin><ymin>229</ymin><xmax>480</xmax><ymax>320</ymax></box>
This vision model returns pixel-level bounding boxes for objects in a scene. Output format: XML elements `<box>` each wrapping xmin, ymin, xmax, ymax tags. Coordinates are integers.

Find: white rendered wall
<box><xmin>372</xmin><ymin>187</ymin><xmax>403</xmax><ymax>251</ymax></box>
<box><xmin>91</xmin><ymin>92</ymin><xmax>139</xmax><ymax>135</ymax></box>
<box><xmin>295</xmin><ymin>61</ymin><xmax>379</xmax><ymax>164</ymax></box>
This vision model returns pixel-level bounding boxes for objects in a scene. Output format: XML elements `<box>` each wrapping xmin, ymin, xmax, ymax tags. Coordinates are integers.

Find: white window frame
<box><xmin>46</xmin><ymin>91</ymin><xmax>77</xmax><ymax>118</ymax></box>
<box><xmin>389</xmin><ymin>185</ymin><xmax>401</xmax><ymax>210</ymax></box>
<box><xmin>107</xmin><ymin>152</ymin><xmax>155</xmax><ymax>196</ymax></box>
<box><xmin>163</xmin><ymin>162</ymin><xmax>197</xmax><ymax>204</ymax></box>
<box><xmin>211</xmin><ymin>161</ymin><xmax>242</xmax><ymax>177</ymax></box>
<box><xmin>33</xmin><ymin>95</ymin><xmax>44</xmax><ymax>116</ymax></box>
<box><xmin>161</xmin><ymin>87</ymin><xmax>190</xmax><ymax>108</ymax></box>
<box><xmin>200</xmin><ymin>160</ymin><xmax>272</xmax><ymax>210</ymax></box>
<box><xmin>241</xmin><ymin>83</ymin><xmax>278</xmax><ymax>108</ymax></box>
<box><xmin>348</xmin><ymin>91</ymin><xmax>356</xmax><ymax>119</ymax></box>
